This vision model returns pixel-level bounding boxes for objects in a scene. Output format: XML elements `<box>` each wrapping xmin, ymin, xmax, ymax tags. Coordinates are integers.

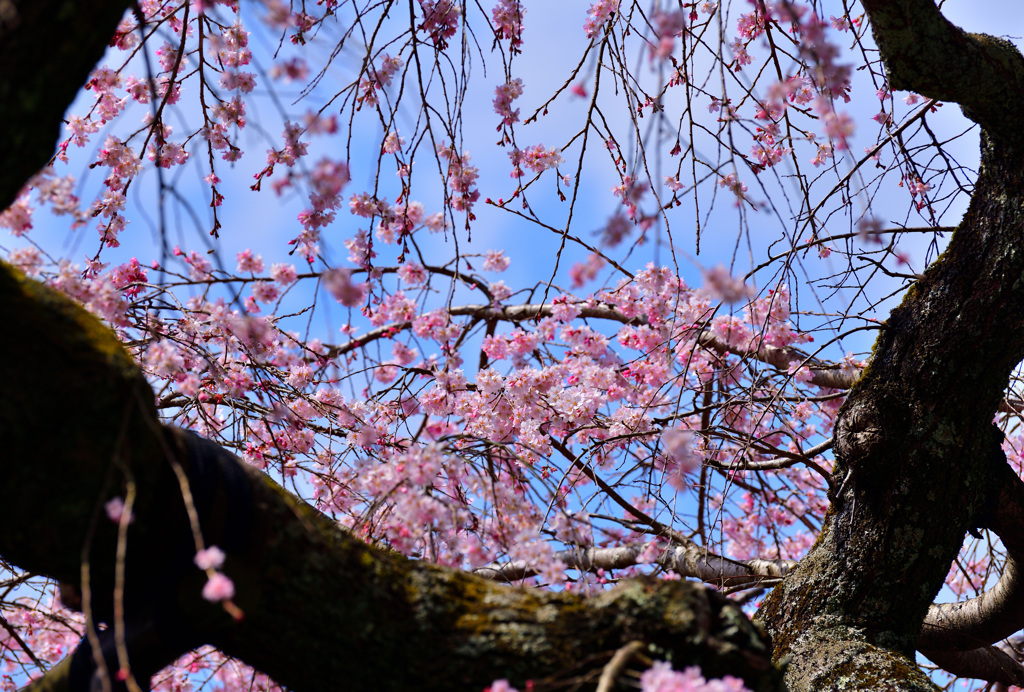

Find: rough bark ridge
<box><xmin>757</xmin><ymin>2</ymin><xmax>1024</xmax><ymax>689</ymax></box>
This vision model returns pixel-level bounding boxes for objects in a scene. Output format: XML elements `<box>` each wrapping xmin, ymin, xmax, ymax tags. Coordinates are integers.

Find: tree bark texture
<box><xmin>757</xmin><ymin>3</ymin><xmax>1024</xmax><ymax>689</ymax></box>
<box><xmin>0</xmin><ymin>8</ymin><xmax>783</xmax><ymax>686</ymax></box>
<box><xmin>0</xmin><ymin>0</ymin><xmax>132</xmax><ymax>211</ymax></box>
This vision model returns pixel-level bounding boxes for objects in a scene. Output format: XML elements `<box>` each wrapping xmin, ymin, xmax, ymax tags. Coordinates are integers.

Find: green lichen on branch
<box><xmin>0</xmin><ymin>260</ymin><xmax>163</xmax><ymax>584</ymax></box>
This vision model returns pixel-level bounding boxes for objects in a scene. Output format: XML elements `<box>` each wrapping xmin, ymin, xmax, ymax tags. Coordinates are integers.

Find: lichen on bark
<box><xmin>757</xmin><ymin>24</ymin><xmax>1024</xmax><ymax>688</ymax></box>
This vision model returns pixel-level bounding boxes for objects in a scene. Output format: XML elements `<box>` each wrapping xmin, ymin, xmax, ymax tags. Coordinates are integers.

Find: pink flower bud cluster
<box><xmin>509</xmin><ymin>144</ymin><xmax>564</xmax><ymax>177</ymax></box>
<box><xmin>584</xmin><ymin>0</ymin><xmax>620</xmax><ymax>39</ymax></box>
<box><xmin>493</xmin><ymin>78</ymin><xmax>524</xmax><ymax>128</ymax></box>
<box><xmin>437</xmin><ymin>144</ymin><xmax>481</xmax><ymax>218</ymax></box>
<box><xmin>357</xmin><ymin>54</ymin><xmax>403</xmax><ymax>108</ymax></box>
<box><xmin>418</xmin><ymin>0</ymin><xmax>461</xmax><ymax>49</ymax></box>
<box><xmin>491</xmin><ymin>0</ymin><xmax>525</xmax><ymax>50</ymax></box>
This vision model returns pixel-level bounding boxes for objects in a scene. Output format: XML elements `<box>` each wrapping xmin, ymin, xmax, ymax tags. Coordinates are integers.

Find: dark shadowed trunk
<box><xmin>0</xmin><ymin>0</ymin><xmax>133</xmax><ymax>211</ymax></box>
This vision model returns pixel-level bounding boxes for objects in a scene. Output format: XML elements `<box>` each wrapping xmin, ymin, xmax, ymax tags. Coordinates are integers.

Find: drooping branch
<box><xmin>919</xmin><ymin>635</ymin><xmax>1024</xmax><ymax>692</ymax></box>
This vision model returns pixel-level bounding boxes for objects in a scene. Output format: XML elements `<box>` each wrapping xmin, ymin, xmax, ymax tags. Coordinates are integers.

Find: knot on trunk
<box><xmin>835</xmin><ymin>401</ymin><xmax>885</xmax><ymax>466</ymax></box>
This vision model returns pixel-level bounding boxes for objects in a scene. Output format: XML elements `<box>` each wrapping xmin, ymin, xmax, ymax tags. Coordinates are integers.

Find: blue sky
<box><xmin>12</xmin><ymin>0</ymin><xmax>1018</xmax><ymax>340</ymax></box>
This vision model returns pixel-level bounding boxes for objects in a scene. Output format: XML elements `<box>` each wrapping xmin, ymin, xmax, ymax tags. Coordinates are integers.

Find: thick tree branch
<box><xmin>860</xmin><ymin>0</ymin><xmax>1024</xmax><ymax>140</ymax></box>
<box><xmin>328</xmin><ymin>302</ymin><xmax>861</xmax><ymax>390</ymax></box>
<box><xmin>0</xmin><ymin>0</ymin><xmax>132</xmax><ymax>210</ymax></box>
<box><xmin>912</xmin><ymin>463</ymin><xmax>1024</xmax><ymax>686</ymax></box>
<box><xmin>919</xmin><ymin>646</ymin><xmax>1024</xmax><ymax>687</ymax></box>
<box><xmin>920</xmin><ymin>463</ymin><xmax>1024</xmax><ymax>653</ymax></box>
<box><xmin>0</xmin><ymin>260</ymin><xmax>786</xmax><ymax>691</ymax></box>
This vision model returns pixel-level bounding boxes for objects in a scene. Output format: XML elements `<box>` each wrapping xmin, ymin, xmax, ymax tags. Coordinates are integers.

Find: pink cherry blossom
<box><xmin>584</xmin><ymin>0</ymin><xmax>619</xmax><ymax>38</ymax></box>
<box><xmin>194</xmin><ymin>546</ymin><xmax>227</xmax><ymax>570</ymax></box>
<box><xmin>104</xmin><ymin>497</ymin><xmax>133</xmax><ymax>524</ymax></box>
<box><xmin>202</xmin><ymin>572</ymin><xmax>236</xmax><ymax>602</ymax></box>
<box><xmin>325</xmin><ymin>268</ymin><xmax>366</xmax><ymax>307</ymax></box>
<box><xmin>5</xmin><ymin>1</ymin><xmax>986</xmax><ymax>688</ymax></box>
<box><xmin>418</xmin><ymin>0</ymin><xmax>460</xmax><ymax>49</ymax></box>
<box><xmin>437</xmin><ymin>143</ymin><xmax>480</xmax><ymax>216</ymax></box>
<box><xmin>236</xmin><ymin>249</ymin><xmax>264</xmax><ymax>273</ymax></box>
<box><xmin>640</xmin><ymin>661</ymin><xmax>751</xmax><ymax>692</ymax></box>
<box><xmin>509</xmin><ymin>144</ymin><xmax>563</xmax><ymax>176</ymax></box>
<box><xmin>491</xmin><ymin>0</ymin><xmax>525</xmax><ymax>49</ymax></box>
<box><xmin>251</xmin><ymin>281</ymin><xmax>280</xmax><ymax>304</ymax></box>
<box><xmin>271</xmin><ymin>263</ymin><xmax>298</xmax><ymax>285</ymax></box>
<box><xmin>483</xmin><ymin>250</ymin><xmax>510</xmax><ymax>273</ymax></box>
<box><xmin>493</xmin><ymin>79</ymin><xmax>524</xmax><ymax>127</ymax></box>
<box><xmin>701</xmin><ymin>265</ymin><xmax>752</xmax><ymax>304</ymax></box>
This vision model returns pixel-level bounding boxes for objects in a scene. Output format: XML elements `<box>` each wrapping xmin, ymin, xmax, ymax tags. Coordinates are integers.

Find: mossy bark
<box><xmin>0</xmin><ymin>2</ymin><xmax>785</xmax><ymax>690</ymax></box>
<box><xmin>6</xmin><ymin>0</ymin><xmax>1024</xmax><ymax>690</ymax></box>
<box><xmin>757</xmin><ymin>9</ymin><xmax>1024</xmax><ymax>686</ymax></box>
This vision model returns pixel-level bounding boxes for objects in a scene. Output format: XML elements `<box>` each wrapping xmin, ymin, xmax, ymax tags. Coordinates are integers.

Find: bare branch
<box><xmin>476</xmin><ymin>542</ymin><xmax>795</xmax><ymax>590</ymax></box>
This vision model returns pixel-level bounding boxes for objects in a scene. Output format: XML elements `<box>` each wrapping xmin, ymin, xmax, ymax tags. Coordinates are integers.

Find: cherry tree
<box><xmin>3</xmin><ymin>0</ymin><xmax>1024</xmax><ymax>690</ymax></box>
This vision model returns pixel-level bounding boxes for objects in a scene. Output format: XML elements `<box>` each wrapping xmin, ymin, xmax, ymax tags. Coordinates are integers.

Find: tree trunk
<box><xmin>0</xmin><ymin>0</ymin><xmax>132</xmax><ymax>211</ymax></box>
<box><xmin>757</xmin><ymin>3</ymin><xmax>1024</xmax><ymax>688</ymax></box>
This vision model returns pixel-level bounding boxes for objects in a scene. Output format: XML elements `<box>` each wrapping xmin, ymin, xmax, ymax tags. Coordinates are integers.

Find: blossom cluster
<box><xmin>357</xmin><ymin>54</ymin><xmax>403</xmax><ymax>108</ymax></box>
<box><xmin>492</xmin><ymin>0</ymin><xmax>525</xmax><ymax>50</ymax></box>
<box><xmin>493</xmin><ymin>78</ymin><xmax>525</xmax><ymax>129</ymax></box>
<box><xmin>640</xmin><ymin>662</ymin><xmax>751</xmax><ymax>692</ymax></box>
<box><xmin>584</xmin><ymin>0</ymin><xmax>620</xmax><ymax>39</ymax></box>
<box><xmin>489</xmin><ymin>662</ymin><xmax>751</xmax><ymax>692</ymax></box>
<box><xmin>438</xmin><ymin>143</ymin><xmax>481</xmax><ymax>218</ymax></box>
<box><xmin>418</xmin><ymin>0</ymin><xmax>461</xmax><ymax>49</ymax></box>
<box><xmin>509</xmin><ymin>144</ymin><xmax>564</xmax><ymax>177</ymax></box>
